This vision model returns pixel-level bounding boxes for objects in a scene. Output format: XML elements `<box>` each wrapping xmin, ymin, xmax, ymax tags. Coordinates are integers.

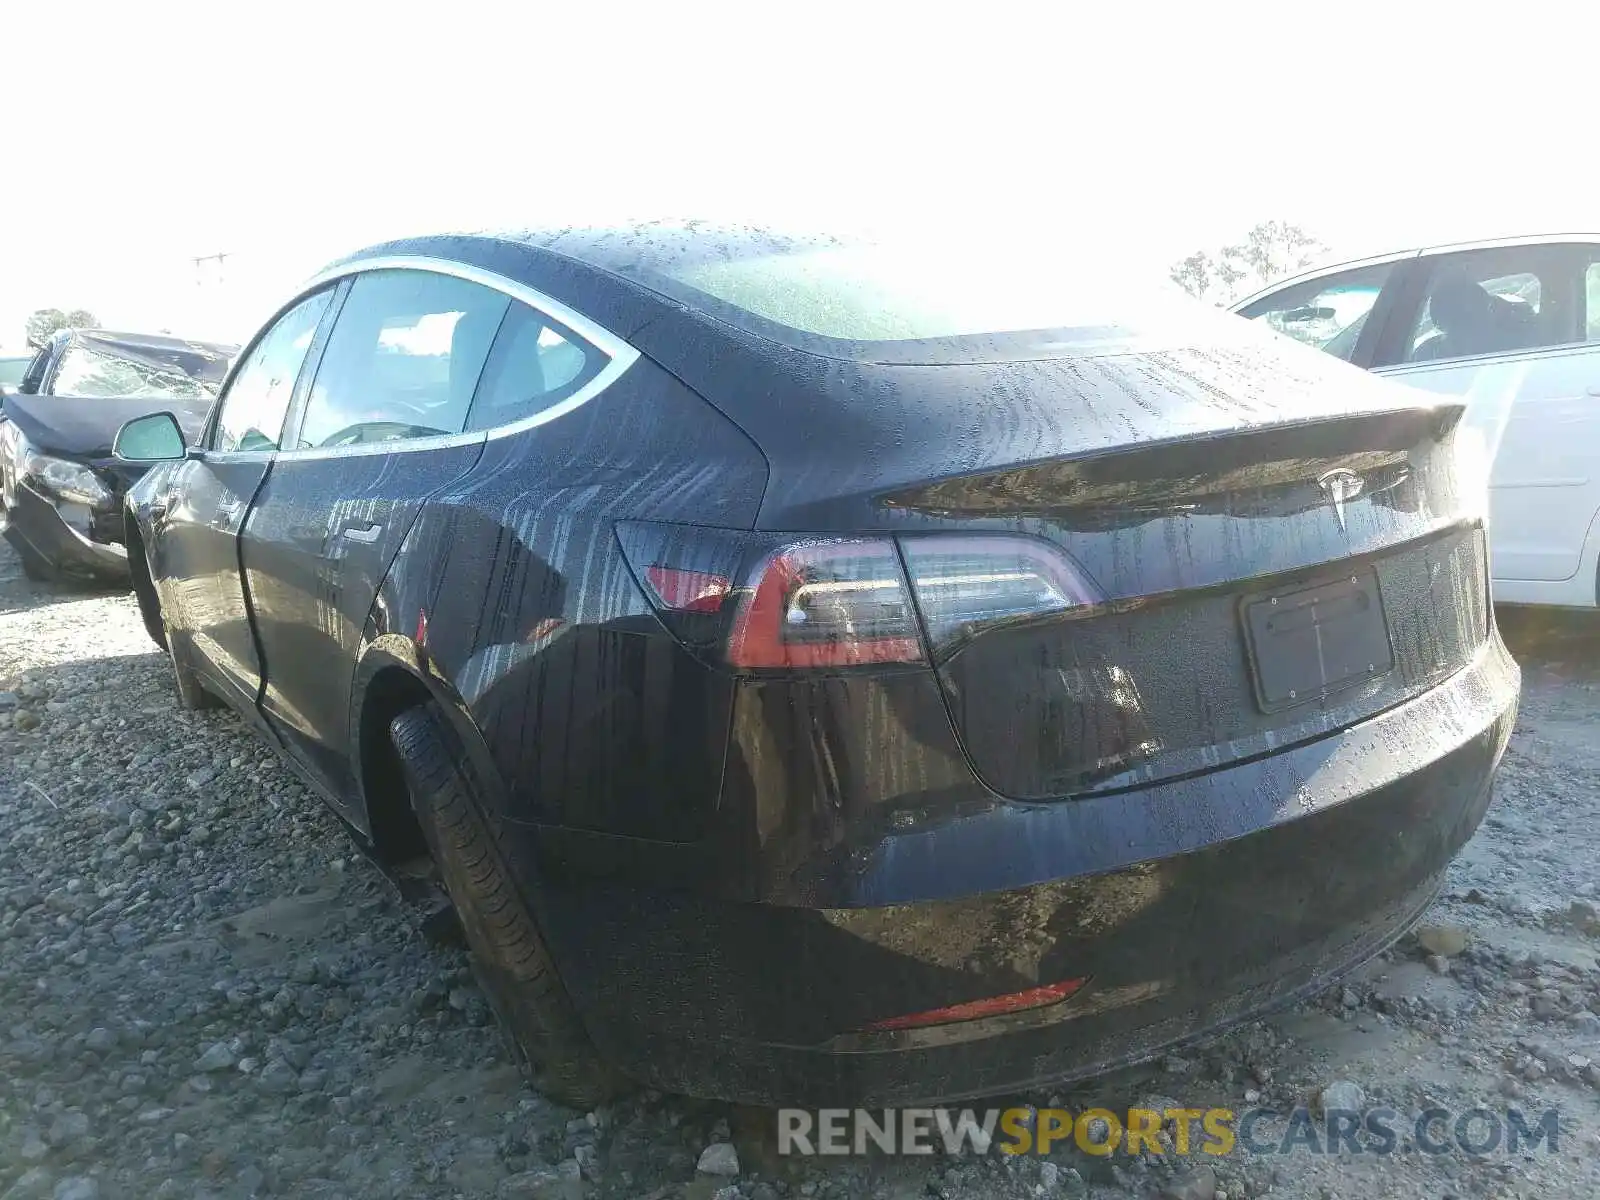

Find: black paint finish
<box><xmin>123</xmin><ymin>224</ymin><xmax>1521</xmax><ymax>1105</ymax></box>
<box><xmin>245</xmin><ymin>439</ymin><xmax>486</xmax><ymax>807</ymax></box>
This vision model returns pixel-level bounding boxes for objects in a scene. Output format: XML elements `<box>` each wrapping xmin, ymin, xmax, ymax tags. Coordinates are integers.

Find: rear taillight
<box><xmin>900</xmin><ymin>534</ymin><xmax>1101</xmax><ymax>660</ymax></box>
<box><xmin>727</xmin><ymin>540</ymin><xmax>923</xmax><ymax>669</ymax></box>
<box><xmin>618</xmin><ymin>522</ymin><xmax>1100</xmax><ymax>671</ymax></box>
<box><xmin>643</xmin><ymin>566</ymin><xmax>732</xmax><ymax>614</ymax></box>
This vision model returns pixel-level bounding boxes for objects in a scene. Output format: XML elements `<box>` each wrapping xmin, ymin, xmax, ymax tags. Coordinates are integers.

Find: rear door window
<box><xmin>292</xmin><ymin>269</ymin><xmax>510</xmax><ymax>449</ymax></box>
<box><xmin>1396</xmin><ymin>246</ymin><xmax>1581</xmax><ymax>364</ymax></box>
<box><xmin>465</xmin><ymin>301</ymin><xmax>606</xmax><ymax>431</ymax></box>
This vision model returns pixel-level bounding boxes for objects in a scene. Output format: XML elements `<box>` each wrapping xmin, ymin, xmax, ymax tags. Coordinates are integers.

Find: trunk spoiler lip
<box><xmin>879</xmin><ymin>402</ymin><xmax>1465</xmax><ymax>518</ymax></box>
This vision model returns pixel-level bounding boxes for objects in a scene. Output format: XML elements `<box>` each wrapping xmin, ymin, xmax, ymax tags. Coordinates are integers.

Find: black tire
<box><xmin>165</xmin><ymin>615</ymin><xmax>221</xmax><ymax>710</ymax></box>
<box><xmin>130</xmin><ymin>551</ymin><xmax>168</xmax><ymax>651</ymax></box>
<box><xmin>389</xmin><ymin>704</ymin><xmax>623</xmax><ymax>1108</ymax></box>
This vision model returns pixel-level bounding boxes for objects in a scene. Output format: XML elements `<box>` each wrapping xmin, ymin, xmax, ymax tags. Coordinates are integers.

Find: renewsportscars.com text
<box><xmin>777</xmin><ymin>1106</ymin><xmax>1562</xmax><ymax>1158</ymax></box>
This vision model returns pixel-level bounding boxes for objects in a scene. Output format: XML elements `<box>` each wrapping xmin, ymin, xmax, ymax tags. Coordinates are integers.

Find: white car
<box><xmin>1234</xmin><ymin>235</ymin><xmax>1600</xmax><ymax>610</ymax></box>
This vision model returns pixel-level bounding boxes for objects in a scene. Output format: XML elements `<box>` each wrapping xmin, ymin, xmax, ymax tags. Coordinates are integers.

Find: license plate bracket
<box><xmin>1242</xmin><ymin>571</ymin><xmax>1393</xmax><ymax>713</ymax></box>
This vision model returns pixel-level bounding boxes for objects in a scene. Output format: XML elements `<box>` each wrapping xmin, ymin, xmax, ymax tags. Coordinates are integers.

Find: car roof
<box><xmin>482</xmin><ymin>220</ymin><xmax>843</xmax><ymax>279</ymax></box>
<box><xmin>1230</xmin><ymin>232</ymin><xmax>1600</xmax><ymax>311</ymax></box>
<box><xmin>74</xmin><ymin>328</ymin><xmax>239</xmax><ymax>356</ymax></box>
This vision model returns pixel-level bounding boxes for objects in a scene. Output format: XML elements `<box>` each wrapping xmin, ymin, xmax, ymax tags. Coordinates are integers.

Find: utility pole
<box><xmin>193</xmin><ymin>251</ymin><xmax>230</xmax><ymax>286</ymax></box>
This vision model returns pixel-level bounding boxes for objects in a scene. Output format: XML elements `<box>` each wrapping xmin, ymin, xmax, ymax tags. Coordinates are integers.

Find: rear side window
<box><xmin>465</xmin><ymin>301</ymin><xmax>605</xmax><ymax>431</ymax></box>
<box><xmin>294</xmin><ymin>270</ymin><xmax>510</xmax><ymax>449</ymax></box>
<box><xmin>213</xmin><ymin>289</ymin><xmax>334</xmax><ymax>453</ymax></box>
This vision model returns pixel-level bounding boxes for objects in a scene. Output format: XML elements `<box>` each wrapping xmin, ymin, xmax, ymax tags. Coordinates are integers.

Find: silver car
<box><xmin>1234</xmin><ymin>234</ymin><xmax>1600</xmax><ymax>611</ymax></box>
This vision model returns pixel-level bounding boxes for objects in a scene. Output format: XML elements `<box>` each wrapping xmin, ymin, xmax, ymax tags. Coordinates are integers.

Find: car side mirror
<box><xmin>114</xmin><ymin>411</ymin><xmax>187</xmax><ymax>461</ymax></box>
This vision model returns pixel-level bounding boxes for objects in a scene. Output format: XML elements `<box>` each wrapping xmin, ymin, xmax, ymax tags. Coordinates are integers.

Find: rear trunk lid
<box><xmin>897</xmin><ymin>407</ymin><xmax>1486</xmax><ymax>796</ymax></box>
<box><xmin>635</xmin><ymin>321</ymin><xmax>1493</xmax><ymax>797</ymax></box>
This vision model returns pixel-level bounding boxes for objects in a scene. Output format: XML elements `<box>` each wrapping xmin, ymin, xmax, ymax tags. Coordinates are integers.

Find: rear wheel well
<box><xmin>357</xmin><ymin>666</ymin><xmax>435</xmax><ymax>865</ymax></box>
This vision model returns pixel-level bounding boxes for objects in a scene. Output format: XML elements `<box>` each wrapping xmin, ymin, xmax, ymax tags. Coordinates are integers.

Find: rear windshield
<box><xmin>634</xmin><ymin>242</ymin><xmax>1239</xmax><ymax>363</ymax></box>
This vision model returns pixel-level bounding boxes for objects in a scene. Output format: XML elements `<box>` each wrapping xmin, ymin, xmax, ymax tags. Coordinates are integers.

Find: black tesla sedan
<box><xmin>113</xmin><ymin>223</ymin><xmax>1519</xmax><ymax>1108</ymax></box>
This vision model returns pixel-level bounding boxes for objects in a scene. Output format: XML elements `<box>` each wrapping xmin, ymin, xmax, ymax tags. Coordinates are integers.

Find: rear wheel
<box><xmin>389</xmin><ymin>703</ymin><xmax>623</xmax><ymax>1108</ymax></box>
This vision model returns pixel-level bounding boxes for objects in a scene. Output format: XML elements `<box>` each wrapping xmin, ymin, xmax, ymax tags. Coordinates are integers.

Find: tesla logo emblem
<box><xmin>1317</xmin><ymin>468</ymin><xmax>1365</xmax><ymax>532</ymax></box>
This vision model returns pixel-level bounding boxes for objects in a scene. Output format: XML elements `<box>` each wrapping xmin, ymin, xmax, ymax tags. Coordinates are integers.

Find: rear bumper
<box><xmin>531</xmin><ymin>637</ymin><xmax>1518</xmax><ymax>1106</ymax></box>
<box><xmin>2</xmin><ymin>479</ymin><xmax>128</xmax><ymax>579</ymax></box>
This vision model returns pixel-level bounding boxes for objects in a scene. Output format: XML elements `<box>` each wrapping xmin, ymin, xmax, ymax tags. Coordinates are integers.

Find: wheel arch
<box><xmin>349</xmin><ymin>634</ymin><xmax>508</xmax><ymax>865</ymax></box>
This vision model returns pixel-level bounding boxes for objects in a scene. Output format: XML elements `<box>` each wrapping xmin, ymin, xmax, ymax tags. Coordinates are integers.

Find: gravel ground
<box><xmin>3</xmin><ymin>526</ymin><xmax>1600</xmax><ymax>1200</ymax></box>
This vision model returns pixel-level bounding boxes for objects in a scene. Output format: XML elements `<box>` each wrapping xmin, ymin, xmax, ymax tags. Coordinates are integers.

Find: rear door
<box><xmin>1372</xmin><ymin>242</ymin><xmax>1600</xmax><ymax>584</ymax></box>
<box><xmin>151</xmin><ymin>288</ymin><xmax>337</xmax><ymax>709</ymax></box>
<box><xmin>241</xmin><ymin>267</ymin><xmax>510</xmax><ymax>809</ymax></box>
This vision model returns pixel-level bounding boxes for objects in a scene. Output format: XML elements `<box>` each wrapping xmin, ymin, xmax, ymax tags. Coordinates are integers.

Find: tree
<box><xmin>1169</xmin><ymin>221</ymin><xmax>1326</xmax><ymax>307</ymax></box>
<box><xmin>24</xmin><ymin>307</ymin><xmax>100</xmax><ymax>347</ymax></box>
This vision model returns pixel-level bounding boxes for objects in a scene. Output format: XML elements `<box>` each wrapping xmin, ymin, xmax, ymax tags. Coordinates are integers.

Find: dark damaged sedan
<box><xmin>1</xmin><ymin>329</ymin><xmax>234</xmax><ymax>580</ymax></box>
<box><xmin>112</xmin><ymin>225</ymin><xmax>1519</xmax><ymax>1107</ymax></box>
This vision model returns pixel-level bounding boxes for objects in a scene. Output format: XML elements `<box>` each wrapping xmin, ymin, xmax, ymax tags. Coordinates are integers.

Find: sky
<box><xmin>3</xmin><ymin>2</ymin><xmax>1598</xmax><ymax>352</ymax></box>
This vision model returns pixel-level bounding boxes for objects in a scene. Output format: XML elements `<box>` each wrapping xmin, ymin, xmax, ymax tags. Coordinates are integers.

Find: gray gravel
<box><xmin>3</xmin><ymin>527</ymin><xmax>1600</xmax><ymax>1199</ymax></box>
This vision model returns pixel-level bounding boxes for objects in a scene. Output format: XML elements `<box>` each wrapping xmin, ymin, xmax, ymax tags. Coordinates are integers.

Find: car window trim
<box><xmin>1230</xmin><ymin>249</ymin><xmax>1424</xmax><ymax>315</ymax></box>
<box><xmin>1347</xmin><ymin>267</ymin><xmax>1409</xmax><ymax>369</ymax></box>
<box><xmin>269</xmin><ymin>256</ymin><xmax>641</xmax><ymax>461</ymax></box>
<box><xmin>1582</xmin><ymin>253</ymin><xmax>1600</xmax><ymax>339</ymax></box>
<box><xmin>202</xmin><ymin>281</ymin><xmax>348</xmax><ymax>456</ymax></box>
<box><xmin>40</xmin><ymin>332</ymin><xmax>73</xmax><ymax>394</ymax></box>
<box><xmin>1378</xmin><ymin>337</ymin><xmax>1600</xmax><ymax>376</ymax></box>
<box><xmin>272</xmin><ymin>281</ymin><xmax>355</xmax><ymax>456</ymax></box>
<box><xmin>1231</xmin><ymin>235</ymin><xmax>1600</xmax><ymax>315</ymax></box>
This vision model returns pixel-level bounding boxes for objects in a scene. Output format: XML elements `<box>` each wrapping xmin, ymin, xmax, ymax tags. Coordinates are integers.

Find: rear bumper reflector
<box><xmin>859</xmin><ymin>977</ymin><xmax>1089</xmax><ymax>1032</ymax></box>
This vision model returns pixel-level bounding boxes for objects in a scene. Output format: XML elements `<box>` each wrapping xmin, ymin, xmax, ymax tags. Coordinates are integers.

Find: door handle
<box><xmin>342</xmin><ymin>523</ymin><xmax>382</xmax><ymax>543</ymax></box>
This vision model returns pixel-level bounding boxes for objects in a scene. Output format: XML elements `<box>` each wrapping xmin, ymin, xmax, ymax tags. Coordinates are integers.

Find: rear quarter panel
<box><xmin>359</xmin><ymin>354</ymin><xmax>769</xmax><ymax>843</ymax></box>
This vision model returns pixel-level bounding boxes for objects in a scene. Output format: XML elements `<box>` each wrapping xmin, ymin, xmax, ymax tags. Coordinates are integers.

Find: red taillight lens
<box><xmin>618</xmin><ymin>523</ymin><xmax>1101</xmax><ymax>672</ymax></box>
<box><xmin>727</xmin><ymin>539</ymin><xmax>925</xmax><ymax>669</ymax></box>
<box><xmin>643</xmin><ymin>566</ymin><xmax>733</xmax><ymax>614</ymax></box>
<box><xmin>860</xmin><ymin>977</ymin><xmax>1089</xmax><ymax>1032</ymax></box>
